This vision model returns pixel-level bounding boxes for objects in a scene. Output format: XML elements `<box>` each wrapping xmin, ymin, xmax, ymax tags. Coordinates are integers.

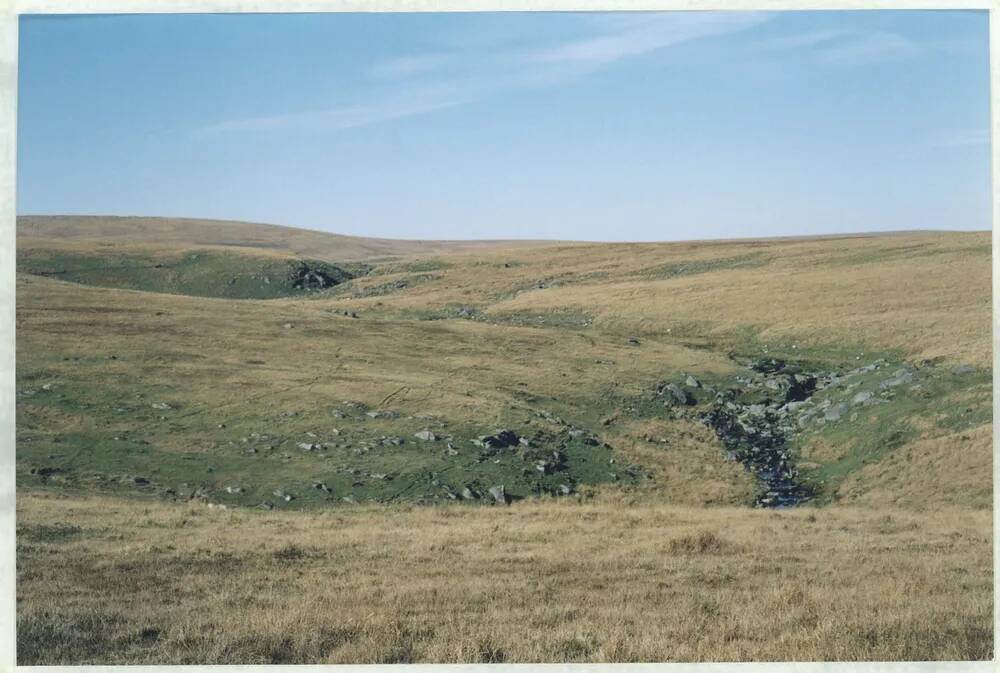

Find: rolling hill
<box><xmin>15</xmin><ymin>215</ymin><xmax>992</xmax><ymax>663</ymax></box>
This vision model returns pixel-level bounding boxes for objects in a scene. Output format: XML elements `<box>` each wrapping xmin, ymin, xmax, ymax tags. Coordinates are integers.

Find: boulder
<box><xmin>488</xmin><ymin>484</ymin><xmax>508</xmax><ymax>505</ymax></box>
<box><xmin>664</xmin><ymin>383</ymin><xmax>694</xmax><ymax>406</ymax></box>
<box><xmin>824</xmin><ymin>403</ymin><xmax>849</xmax><ymax>422</ymax></box>
<box><xmin>880</xmin><ymin>368</ymin><xmax>914</xmax><ymax>389</ymax></box>
<box><xmin>851</xmin><ymin>390</ymin><xmax>874</xmax><ymax>406</ymax></box>
<box><xmin>479</xmin><ymin>430</ymin><xmax>519</xmax><ymax>449</ymax></box>
<box><xmin>414</xmin><ymin>430</ymin><xmax>438</xmax><ymax>441</ymax></box>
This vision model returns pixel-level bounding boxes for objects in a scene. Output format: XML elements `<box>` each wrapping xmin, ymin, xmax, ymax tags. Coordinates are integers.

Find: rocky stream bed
<box><xmin>698</xmin><ymin>356</ymin><xmax>919</xmax><ymax>507</ymax></box>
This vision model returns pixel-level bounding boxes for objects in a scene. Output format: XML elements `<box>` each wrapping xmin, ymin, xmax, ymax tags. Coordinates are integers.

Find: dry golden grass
<box><xmin>18</xmin><ymin>215</ymin><xmax>572</xmax><ymax>261</ymax></box>
<box><xmin>16</xmin><ymin>491</ymin><xmax>991</xmax><ymax>663</ymax></box>
<box><xmin>15</xmin><ymin>223</ymin><xmax>992</xmax><ymax>663</ymax></box>
<box><xmin>836</xmin><ymin>422</ymin><xmax>992</xmax><ymax>509</ymax></box>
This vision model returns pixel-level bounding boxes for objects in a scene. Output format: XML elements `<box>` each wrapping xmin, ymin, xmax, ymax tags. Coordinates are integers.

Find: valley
<box><xmin>14</xmin><ymin>216</ymin><xmax>993</xmax><ymax>663</ymax></box>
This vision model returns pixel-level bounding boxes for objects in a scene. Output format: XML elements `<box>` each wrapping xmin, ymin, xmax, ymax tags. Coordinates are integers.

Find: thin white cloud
<box><xmin>522</xmin><ymin>12</ymin><xmax>770</xmax><ymax>66</ymax></box>
<box><xmin>753</xmin><ymin>29</ymin><xmax>844</xmax><ymax>52</ymax></box>
<box><xmin>933</xmin><ymin>128</ymin><xmax>990</xmax><ymax>149</ymax></box>
<box><xmin>200</xmin><ymin>99</ymin><xmax>464</xmax><ymax>135</ymax></box>
<box><xmin>753</xmin><ymin>28</ymin><xmax>918</xmax><ymax>67</ymax></box>
<box><xmin>199</xmin><ymin>12</ymin><xmax>773</xmax><ymax>137</ymax></box>
<box><xmin>198</xmin><ymin>82</ymin><xmax>473</xmax><ymax>135</ymax></box>
<box><xmin>815</xmin><ymin>30</ymin><xmax>918</xmax><ymax>66</ymax></box>
<box><xmin>367</xmin><ymin>53</ymin><xmax>452</xmax><ymax>80</ymax></box>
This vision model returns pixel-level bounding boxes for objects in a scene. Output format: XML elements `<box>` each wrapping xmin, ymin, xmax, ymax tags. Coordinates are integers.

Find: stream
<box><xmin>701</xmin><ymin>357</ymin><xmax>819</xmax><ymax>507</ymax></box>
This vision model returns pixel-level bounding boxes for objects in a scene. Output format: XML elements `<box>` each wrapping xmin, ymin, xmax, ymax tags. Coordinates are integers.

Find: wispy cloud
<box><xmin>198</xmin><ymin>84</ymin><xmax>472</xmax><ymax>135</ymax></box>
<box><xmin>520</xmin><ymin>12</ymin><xmax>769</xmax><ymax>65</ymax></box>
<box><xmin>366</xmin><ymin>53</ymin><xmax>452</xmax><ymax>80</ymax></box>
<box><xmin>753</xmin><ymin>28</ymin><xmax>918</xmax><ymax>67</ymax></box>
<box><xmin>933</xmin><ymin>128</ymin><xmax>990</xmax><ymax>149</ymax></box>
<box><xmin>199</xmin><ymin>12</ymin><xmax>772</xmax><ymax>137</ymax></box>
<box><xmin>815</xmin><ymin>31</ymin><xmax>917</xmax><ymax>66</ymax></box>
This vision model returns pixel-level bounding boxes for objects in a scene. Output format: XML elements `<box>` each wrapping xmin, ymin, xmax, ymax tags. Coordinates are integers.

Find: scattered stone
<box><xmin>663</xmin><ymin>383</ymin><xmax>694</xmax><ymax>406</ymax></box>
<box><xmin>851</xmin><ymin>391</ymin><xmax>874</xmax><ymax>406</ymax></box>
<box><xmin>880</xmin><ymin>368</ymin><xmax>914</xmax><ymax>389</ymax></box>
<box><xmin>684</xmin><ymin>375</ymin><xmax>701</xmax><ymax>388</ymax></box>
<box><xmin>478</xmin><ymin>430</ymin><xmax>520</xmax><ymax>449</ymax></box>
<box><xmin>366</xmin><ymin>410</ymin><xmax>399</xmax><ymax>419</ymax></box>
<box><xmin>461</xmin><ymin>486</ymin><xmax>479</xmax><ymax>500</ymax></box>
<box><xmin>627</xmin><ymin>337</ymin><xmax>641</xmax><ymax>346</ymax></box>
<box><xmin>259</xmin><ymin>502</ymin><xmax>274</xmax><ymax>511</ymax></box>
<box><xmin>414</xmin><ymin>430</ymin><xmax>438</xmax><ymax>441</ymax></box>
<box><xmin>225</xmin><ymin>486</ymin><xmax>244</xmax><ymax>494</ymax></box>
<box><xmin>824</xmin><ymin>403</ymin><xmax>849</xmax><ymax>422</ymax></box>
<box><xmin>952</xmin><ymin>364</ymin><xmax>976</xmax><ymax>375</ymax></box>
<box><xmin>151</xmin><ymin>402</ymin><xmax>172</xmax><ymax>410</ymax></box>
<box><xmin>488</xmin><ymin>484</ymin><xmax>507</xmax><ymax>505</ymax></box>
<box><xmin>283</xmin><ymin>323</ymin><xmax>294</xmax><ymax>329</ymax></box>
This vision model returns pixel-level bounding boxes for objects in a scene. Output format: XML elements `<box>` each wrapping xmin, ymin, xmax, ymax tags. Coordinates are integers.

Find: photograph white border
<box><xmin>0</xmin><ymin>1</ymin><xmax>995</xmax><ymax>671</ymax></box>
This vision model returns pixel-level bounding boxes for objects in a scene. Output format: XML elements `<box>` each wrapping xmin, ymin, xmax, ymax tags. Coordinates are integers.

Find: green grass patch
<box><xmin>18</xmin><ymin>248</ymin><xmax>356</xmax><ymax>299</ymax></box>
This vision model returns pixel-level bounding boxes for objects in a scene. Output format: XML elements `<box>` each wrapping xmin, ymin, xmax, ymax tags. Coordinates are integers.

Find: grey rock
<box><xmin>952</xmin><ymin>364</ymin><xmax>976</xmax><ymax>375</ymax></box>
<box><xmin>414</xmin><ymin>430</ymin><xmax>438</xmax><ymax>441</ymax></box>
<box><xmin>461</xmin><ymin>486</ymin><xmax>479</xmax><ymax>500</ymax></box>
<box><xmin>824</xmin><ymin>403</ymin><xmax>849</xmax><ymax>422</ymax></box>
<box><xmin>851</xmin><ymin>391</ymin><xmax>874</xmax><ymax>406</ymax></box>
<box><xmin>479</xmin><ymin>430</ymin><xmax>519</xmax><ymax>448</ymax></box>
<box><xmin>664</xmin><ymin>383</ymin><xmax>693</xmax><ymax>406</ymax></box>
<box><xmin>488</xmin><ymin>484</ymin><xmax>507</xmax><ymax>505</ymax></box>
<box><xmin>685</xmin><ymin>375</ymin><xmax>701</xmax><ymax>388</ymax></box>
<box><xmin>880</xmin><ymin>368</ymin><xmax>914</xmax><ymax>389</ymax></box>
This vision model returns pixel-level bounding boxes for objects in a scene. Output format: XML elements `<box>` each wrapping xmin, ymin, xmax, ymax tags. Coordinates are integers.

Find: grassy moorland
<box><xmin>15</xmin><ymin>216</ymin><xmax>992</xmax><ymax>662</ymax></box>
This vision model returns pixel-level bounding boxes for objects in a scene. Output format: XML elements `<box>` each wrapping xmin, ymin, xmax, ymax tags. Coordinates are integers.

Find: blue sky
<box><xmin>17</xmin><ymin>11</ymin><xmax>991</xmax><ymax>241</ymax></box>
